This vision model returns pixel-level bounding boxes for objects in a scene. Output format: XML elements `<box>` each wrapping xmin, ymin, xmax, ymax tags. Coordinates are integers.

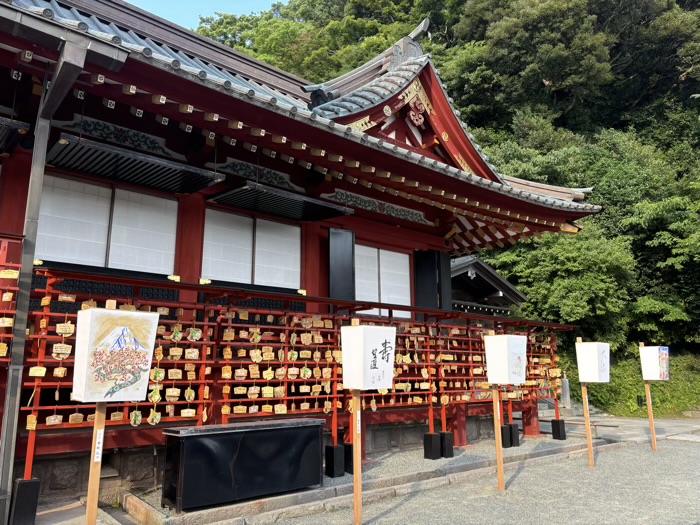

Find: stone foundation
<box><xmin>16</xmin><ymin>446</ymin><xmax>165</xmax><ymax>506</ymax></box>
<box><xmin>364</xmin><ymin>416</ymin><xmax>495</xmax><ymax>453</ymax></box>
<box><xmin>20</xmin><ymin>417</ymin><xmax>499</xmax><ymax>505</ymax></box>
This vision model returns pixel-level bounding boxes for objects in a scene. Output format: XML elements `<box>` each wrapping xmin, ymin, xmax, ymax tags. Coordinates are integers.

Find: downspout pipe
<box><xmin>0</xmin><ymin>12</ymin><xmax>128</xmax><ymax>523</ymax></box>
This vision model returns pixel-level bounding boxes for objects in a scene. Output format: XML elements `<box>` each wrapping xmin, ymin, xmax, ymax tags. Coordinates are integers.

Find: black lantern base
<box><xmin>325</xmin><ymin>445</ymin><xmax>345</xmax><ymax>478</ymax></box>
<box><xmin>501</xmin><ymin>425</ymin><xmax>512</xmax><ymax>448</ymax></box>
<box><xmin>343</xmin><ymin>442</ymin><xmax>354</xmax><ymax>474</ymax></box>
<box><xmin>423</xmin><ymin>433</ymin><xmax>441</xmax><ymax>460</ymax></box>
<box><xmin>510</xmin><ymin>424</ymin><xmax>520</xmax><ymax>447</ymax></box>
<box><xmin>551</xmin><ymin>419</ymin><xmax>567</xmax><ymax>440</ymax></box>
<box><xmin>440</xmin><ymin>431</ymin><xmax>454</xmax><ymax>458</ymax></box>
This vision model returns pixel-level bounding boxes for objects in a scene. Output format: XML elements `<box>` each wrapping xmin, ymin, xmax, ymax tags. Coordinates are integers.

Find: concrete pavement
<box><xmin>38</xmin><ymin>416</ymin><xmax>700</xmax><ymax>525</ymax></box>
<box><xmin>560</xmin><ymin>416</ymin><xmax>700</xmax><ymax>443</ymax></box>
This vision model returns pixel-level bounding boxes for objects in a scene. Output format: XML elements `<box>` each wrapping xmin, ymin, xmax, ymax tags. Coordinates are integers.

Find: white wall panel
<box><xmin>253</xmin><ymin>219</ymin><xmax>300</xmax><ymax>288</ymax></box>
<box><xmin>379</xmin><ymin>249</ymin><xmax>411</xmax><ymax>318</ymax></box>
<box><xmin>202</xmin><ymin>209</ymin><xmax>253</xmax><ymax>283</ymax></box>
<box><xmin>108</xmin><ymin>189</ymin><xmax>177</xmax><ymax>274</ymax></box>
<box><xmin>36</xmin><ymin>176</ymin><xmax>111</xmax><ymax>266</ymax></box>
<box><xmin>354</xmin><ymin>245</ymin><xmax>380</xmax><ymax>315</ymax></box>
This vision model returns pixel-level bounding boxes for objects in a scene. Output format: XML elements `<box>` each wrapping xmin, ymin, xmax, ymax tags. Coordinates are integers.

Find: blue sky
<box><xmin>126</xmin><ymin>1</ymin><xmax>281</xmax><ymax>30</ymax></box>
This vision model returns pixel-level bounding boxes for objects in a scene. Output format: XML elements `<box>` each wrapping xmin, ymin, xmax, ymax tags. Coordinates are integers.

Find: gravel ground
<box><xmin>137</xmin><ymin>436</ymin><xmax>588</xmax><ymax>515</ymax></box>
<box><xmin>282</xmin><ymin>440</ymin><xmax>700</xmax><ymax>525</ymax></box>
<box><xmin>325</xmin><ymin>435</ymin><xmax>587</xmax><ymax>488</ymax></box>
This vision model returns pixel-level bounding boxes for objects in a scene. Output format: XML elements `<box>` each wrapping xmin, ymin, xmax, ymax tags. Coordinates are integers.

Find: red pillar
<box><xmin>522</xmin><ymin>400</ymin><xmax>542</xmax><ymax>436</ymax></box>
<box><xmin>174</xmin><ymin>193</ymin><xmax>206</xmax><ymax>303</ymax></box>
<box><xmin>0</xmin><ymin>148</ymin><xmax>32</xmax><ymax>234</ymax></box>
<box><xmin>451</xmin><ymin>404</ymin><xmax>467</xmax><ymax>446</ymax></box>
<box><xmin>301</xmin><ymin>223</ymin><xmax>328</xmax><ymax>311</ymax></box>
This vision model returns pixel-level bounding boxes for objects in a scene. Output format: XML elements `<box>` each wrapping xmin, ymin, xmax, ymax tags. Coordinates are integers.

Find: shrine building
<box><xmin>0</xmin><ymin>0</ymin><xmax>599</xmax><ymax>509</ymax></box>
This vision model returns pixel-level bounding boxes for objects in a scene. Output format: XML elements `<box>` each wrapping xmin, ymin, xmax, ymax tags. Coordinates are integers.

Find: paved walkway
<box><xmin>560</xmin><ymin>416</ymin><xmax>700</xmax><ymax>443</ymax></box>
<box><xmin>36</xmin><ymin>501</ymin><xmax>122</xmax><ymax>525</ymax></box>
<box><xmin>283</xmin><ymin>440</ymin><xmax>700</xmax><ymax>525</ymax></box>
<box><xmin>38</xmin><ymin>417</ymin><xmax>700</xmax><ymax>525</ymax></box>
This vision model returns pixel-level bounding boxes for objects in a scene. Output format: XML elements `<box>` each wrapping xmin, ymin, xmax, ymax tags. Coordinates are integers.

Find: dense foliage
<box><xmin>198</xmin><ymin>1</ymin><xmax>700</xmax><ymax>411</ymax></box>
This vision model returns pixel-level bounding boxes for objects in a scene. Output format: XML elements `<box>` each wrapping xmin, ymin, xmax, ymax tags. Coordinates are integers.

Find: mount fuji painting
<box><xmin>73</xmin><ymin>309</ymin><xmax>159</xmax><ymax>403</ymax></box>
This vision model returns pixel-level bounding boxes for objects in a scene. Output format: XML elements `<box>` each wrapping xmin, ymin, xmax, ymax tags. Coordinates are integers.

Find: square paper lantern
<box><xmin>575</xmin><ymin>342</ymin><xmax>610</xmax><ymax>383</ymax></box>
<box><xmin>640</xmin><ymin>346</ymin><xmax>670</xmax><ymax>381</ymax></box>
<box><xmin>484</xmin><ymin>335</ymin><xmax>527</xmax><ymax>385</ymax></box>
<box><xmin>341</xmin><ymin>325</ymin><xmax>397</xmax><ymax>390</ymax></box>
<box><xmin>73</xmin><ymin>309</ymin><xmax>159</xmax><ymax>402</ymax></box>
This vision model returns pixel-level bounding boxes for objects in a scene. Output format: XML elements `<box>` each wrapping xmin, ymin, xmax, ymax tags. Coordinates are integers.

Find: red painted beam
<box><xmin>0</xmin><ymin>149</ymin><xmax>32</xmax><ymax>234</ymax></box>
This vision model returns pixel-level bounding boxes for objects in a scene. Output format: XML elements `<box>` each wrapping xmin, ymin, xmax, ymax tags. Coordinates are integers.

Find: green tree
<box><xmin>624</xmin><ymin>177</ymin><xmax>700</xmax><ymax>347</ymax></box>
<box><xmin>485</xmin><ymin>227</ymin><xmax>635</xmax><ymax>350</ymax></box>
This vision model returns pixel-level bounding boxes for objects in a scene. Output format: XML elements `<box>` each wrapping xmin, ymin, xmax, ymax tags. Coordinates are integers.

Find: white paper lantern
<box><xmin>341</xmin><ymin>325</ymin><xmax>397</xmax><ymax>390</ymax></box>
<box><xmin>484</xmin><ymin>335</ymin><xmax>527</xmax><ymax>385</ymax></box>
<box><xmin>575</xmin><ymin>342</ymin><xmax>610</xmax><ymax>383</ymax></box>
<box><xmin>639</xmin><ymin>345</ymin><xmax>670</xmax><ymax>381</ymax></box>
<box><xmin>73</xmin><ymin>309</ymin><xmax>159</xmax><ymax>402</ymax></box>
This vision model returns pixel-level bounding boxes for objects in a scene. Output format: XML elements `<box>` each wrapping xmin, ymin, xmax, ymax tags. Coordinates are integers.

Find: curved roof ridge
<box><xmin>312</xmin><ymin>56</ymin><xmax>429</xmax><ymax>118</ymax></box>
<box><xmin>502</xmin><ymin>175</ymin><xmax>594</xmax><ymax>202</ymax></box>
<box><xmin>303</xmin><ymin>18</ymin><xmax>430</xmax><ymax>108</ymax></box>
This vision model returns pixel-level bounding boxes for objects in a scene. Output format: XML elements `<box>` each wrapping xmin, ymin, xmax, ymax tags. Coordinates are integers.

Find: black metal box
<box><xmin>551</xmin><ymin>419</ymin><xmax>567</xmax><ymax>440</ymax></box>
<box><xmin>162</xmin><ymin>419</ymin><xmax>324</xmax><ymax>512</ymax></box>
<box><xmin>424</xmin><ymin>433</ymin><xmax>441</xmax><ymax>460</ymax></box>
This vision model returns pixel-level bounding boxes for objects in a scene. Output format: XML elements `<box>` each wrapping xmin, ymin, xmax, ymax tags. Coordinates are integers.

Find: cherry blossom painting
<box><xmin>73</xmin><ymin>309</ymin><xmax>159</xmax><ymax>402</ymax></box>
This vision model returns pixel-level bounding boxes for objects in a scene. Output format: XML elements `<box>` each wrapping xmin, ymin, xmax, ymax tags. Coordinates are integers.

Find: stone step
<box><xmin>560</xmin><ymin>407</ymin><xmax>584</xmax><ymax>418</ymax></box>
<box><xmin>121</xmin><ymin>440</ymin><xmax>617</xmax><ymax>525</ymax></box>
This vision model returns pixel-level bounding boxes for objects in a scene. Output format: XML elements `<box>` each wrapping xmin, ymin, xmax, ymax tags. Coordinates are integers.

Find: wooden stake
<box><xmin>581</xmin><ymin>383</ymin><xmax>594</xmax><ymax>468</ymax></box>
<box><xmin>492</xmin><ymin>386</ymin><xmax>505</xmax><ymax>492</ymax></box>
<box><xmin>85</xmin><ymin>402</ymin><xmax>107</xmax><ymax>525</ymax></box>
<box><xmin>352</xmin><ymin>390</ymin><xmax>362</xmax><ymax>525</ymax></box>
<box><xmin>645</xmin><ymin>381</ymin><xmax>658</xmax><ymax>452</ymax></box>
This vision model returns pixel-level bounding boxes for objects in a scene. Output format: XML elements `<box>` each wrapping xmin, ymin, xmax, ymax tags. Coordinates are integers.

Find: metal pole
<box><xmin>0</xmin><ymin>37</ymin><xmax>96</xmax><ymax>523</ymax></box>
<box><xmin>0</xmin><ymin>115</ymin><xmax>51</xmax><ymax>525</ymax></box>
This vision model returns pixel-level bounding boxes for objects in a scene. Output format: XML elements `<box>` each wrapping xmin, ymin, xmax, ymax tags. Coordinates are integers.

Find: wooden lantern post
<box><xmin>352</xmin><ymin>390</ymin><xmax>362</xmax><ymax>525</ymax></box>
<box><xmin>491</xmin><ymin>386</ymin><xmax>505</xmax><ymax>492</ymax></box>
<box><xmin>483</xmin><ymin>330</ymin><xmax>527</xmax><ymax>493</ymax></box>
<box><xmin>639</xmin><ymin>343</ymin><xmax>658</xmax><ymax>452</ymax></box>
<box><xmin>574</xmin><ymin>337</ymin><xmax>610</xmax><ymax>469</ymax></box>
<box><xmin>341</xmin><ymin>325</ymin><xmax>397</xmax><ymax>525</ymax></box>
<box><xmin>580</xmin><ymin>382</ymin><xmax>595</xmax><ymax>468</ymax></box>
<box><xmin>85</xmin><ymin>402</ymin><xmax>107</xmax><ymax>525</ymax></box>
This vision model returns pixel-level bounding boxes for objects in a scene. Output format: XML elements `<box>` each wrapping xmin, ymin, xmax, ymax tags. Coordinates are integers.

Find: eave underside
<box><xmin>0</xmin><ymin>7</ymin><xmax>597</xmax><ymax>256</ymax></box>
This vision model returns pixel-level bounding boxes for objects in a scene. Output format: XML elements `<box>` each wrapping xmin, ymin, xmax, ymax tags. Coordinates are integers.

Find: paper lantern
<box><xmin>575</xmin><ymin>342</ymin><xmax>610</xmax><ymax>383</ymax></box>
<box><xmin>73</xmin><ymin>309</ymin><xmax>159</xmax><ymax>402</ymax></box>
<box><xmin>484</xmin><ymin>335</ymin><xmax>527</xmax><ymax>385</ymax></box>
<box><xmin>341</xmin><ymin>325</ymin><xmax>397</xmax><ymax>390</ymax></box>
<box><xmin>640</xmin><ymin>346</ymin><xmax>670</xmax><ymax>381</ymax></box>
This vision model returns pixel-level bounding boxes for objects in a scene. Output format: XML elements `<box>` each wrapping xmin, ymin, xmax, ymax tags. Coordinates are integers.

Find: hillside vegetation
<box><xmin>197</xmin><ymin>0</ymin><xmax>700</xmax><ymax>415</ymax></box>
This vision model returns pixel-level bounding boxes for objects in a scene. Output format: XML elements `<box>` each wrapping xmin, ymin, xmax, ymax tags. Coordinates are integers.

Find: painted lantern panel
<box><xmin>575</xmin><ymin>342</ymin><xmax>610</xmax><ymax>383</ymax></box>
<box><xmin>341</xmin><ymin>325</ymin><xmax>397</xmax><ymax>390</ymax></box>
<box><xmin>484</xmin><ymin>335</ymin><xmax>527</xmax><ymax>385</ymax></box>
<box><xmin>640</xmin><ymin>346</ymin><xmax>670</xmax><ymax>381</ymax></box>
<box><xmin>73</xmin><ymin>309</ymin><xmax>159</xmax><ymax>402</ymax></box>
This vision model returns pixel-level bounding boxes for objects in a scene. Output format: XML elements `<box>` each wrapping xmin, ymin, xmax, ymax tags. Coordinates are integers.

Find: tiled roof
<box><xmin>313</xmin><ymin>57</ymin><xmax>428</xmax><ymax>118</ymax></box>
<box><xmin>5</xmin><ymin>0</ymin><xmax>601</xmax><ymax>215</ymax></box>
<box><xmin>10</xmin><ymin>0</ymin><xmax>310</xmax><ymax>109</ymax></box>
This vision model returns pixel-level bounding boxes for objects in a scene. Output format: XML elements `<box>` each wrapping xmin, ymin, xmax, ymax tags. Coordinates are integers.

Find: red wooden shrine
<box><xmin>0</xmin><ymin>0</ymin><xmax>598</xmax><ymax>484</ymax></box>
